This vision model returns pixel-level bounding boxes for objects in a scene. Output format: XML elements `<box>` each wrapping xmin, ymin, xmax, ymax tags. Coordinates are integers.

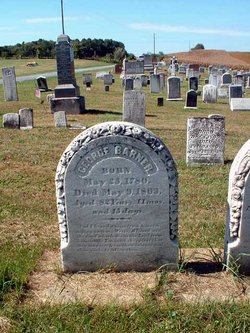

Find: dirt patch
<box><xmin>164</xmin><ymin>50</ymin><xmax>250</xmax><ymax>69</ymax></box>
<box><xmin>25</xmin><ymin>249</ymin><xmax>250</xmax><ymax>306</ymax></box>
<box><xmin>0</xmin><ymin>317</ymin><xmax>12</xmax><ymax>333</ymax></box>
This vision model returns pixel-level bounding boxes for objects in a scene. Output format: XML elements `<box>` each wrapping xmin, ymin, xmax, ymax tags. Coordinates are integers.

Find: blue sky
<box><xmin>0</xmin><ymin>0</ymin><xmax>250</xmax><ymax>56</ymax></box>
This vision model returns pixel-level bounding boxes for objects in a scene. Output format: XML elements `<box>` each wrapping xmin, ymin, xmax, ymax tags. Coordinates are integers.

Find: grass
<box><xmin>0</xmin><ymin>59</ymin><xmax>250</xmax><ymax>331</ymax></box>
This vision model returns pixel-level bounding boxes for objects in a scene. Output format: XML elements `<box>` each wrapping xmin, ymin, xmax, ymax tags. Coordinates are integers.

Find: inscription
<box><xmin>76</xmin><ymin>143</ymin><xmax>155</xmax><ymax>177</ymax></box>
<box><xmin>72</xmin><ymin>223</ymin><xmax>165</xmax><ymax>252</ymax></box>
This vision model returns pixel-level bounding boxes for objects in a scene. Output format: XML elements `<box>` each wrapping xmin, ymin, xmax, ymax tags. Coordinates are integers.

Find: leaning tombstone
<box><xmin>202</xmin><ymin>84</ymin><xmax>217</xmax><ymax>103</ymax></box>
<box><xmin>167</xmin><ymin>76</ymin><xmax>182</xmax><ymax>100</ymax></box>
<box><xmin>3</xmin><ymin>113</ymin><xmax>20</xmax><ymax>128</ymax></box>
<box><xmin>54</xmin><ymin>111</ymin><xmax>67</xmax><ymax>128</ymax></box>
<box><xmin>123</xmin><ymin>90</ymin><xmax>146</xmax><ymax>126</ymax></box>
<box><xmin>184</xmin><ymin>89</ymin><xmax>197</xmax><ymax>109</ymax></box>
<box><xmin>19</xmin><ymin>108</ymin><xmax>33</xmax><ymax>129</ymax></box>
<box><xmin>2</xmin><ymin>67</ymin><xmax>18</xmax><ymax>101</ymax></box>
<box><xmin>186</xmin><ymin>115</ymin><xmax>225</xmax><ymax>166</ymax></box>
<box><xmin>224</xmin><ymin>139</ymin><xmax>250</xmax><ymax>274</ymax></box>
<box><xmin>36</xmin><ymin>76</ymin><xmax>50</xmax><ymax>92</ymax></box>
<box><xmin>55</xmin><ymin>121</ymin><xmax>179</xmax><ymax>272</ymax></box>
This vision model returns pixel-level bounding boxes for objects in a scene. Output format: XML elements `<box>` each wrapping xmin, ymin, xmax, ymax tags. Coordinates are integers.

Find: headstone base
<box><xmin>184</xmin><ymin>106</ymin><xmax>197</xmax><ymax>109</ymax></box>
<box><xmin>50</xmin><ymin>96</ymin><xmax>85</xmax><ymax>114</ymax></box>
<box><xmin>54</xmin><ymin>84</ymin><xmax>80</xmax><ymax>98</ymax></box>
<box><xmin>167</xmin><ymin>98</ymin><xmax>183</xmax><ymax>101</ymax></box>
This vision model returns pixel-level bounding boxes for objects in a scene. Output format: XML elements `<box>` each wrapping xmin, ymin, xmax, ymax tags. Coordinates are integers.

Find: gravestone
<box><xmin>55</xmin><ymin>121</ymin><xmax>179</xmax><ymax>272</ymax></box>
<box><xmin>184</xmin><ymin>89</ymin><xmax>197</xmax><ymax>109</ymax></box>
<box><xmin>124</xmin><ymin>60</ymin><xmax>144</xmax><ymax>75</ymax></box>
<box><xmin>3</xmin><ymin>113</ymin><xmax>19</xmax><ymax>128</ymax></box>
<box><xmin>133</xmin><ymin>77</ymin><xmax>142</xmax><ymax>90</ymax></box>
<box><xmin>36</xmin><ymin>76</ymin><xmax>49</xmax><ymax>92</ymax></box>
<box><xmin>104</xmin><ymin>85</ymin><xmax>109</xmax><ymax>92</ymax></box>
<box><xmin>186</xmin><ymin>115</ymin><xmax>225</xmax><ymax>166</ymax></box>
<box><xmin>221</xmin><ymin>73</ymin><xmax>232</xmax><ymax>86</ymax></box>
<box><xmin>141</xmin><ymin>75</ymin><xmax>148</xmax><ymax>87</ymax></box>
<box><xmin>114</xmin><ymin>64</ymin><xmax>123</xmax><ymax>74</ymax></box>
<box><xmin>230</xmin><ymin>98</ymin><xmax>250</xmax><ymax>111</ymax></box>
<box><xmin>150</xmin><ymin>74</ymin><xmax>160</xmax><ymax>93</ymax></box>
<box><xmin>218</xmin><ymin>88</ymin><xmax>229</xmax><ymax>99</ymax></box>
<box><xmin>19</xmin><ymin>108</ymin><xmax>33</xmax><ymax>129</ymax></box>
<box><xmin>157</xmin><ymin>97</ymin><xmax>164</xmax><ymax>106</ymax></box>
<box><xmin>51</xmin><ymin>34</ymin><xmax>84</xmax><ymax>114</ymax></box>
<box><xmin>186</xmin><ymin>68</ymin><xmax>193</xmax><ymax>80</ymax></box>
<box><xmin>123</xmin><ymin>90</ymin><xmax>146</xmax><ymax>126</ymax></box>
<box><xmin>202</xmin><ymin>84</ymin><xmax>217</xmax><ymax>103</ymax></box>
<box><xmin>167</xmin><ymin>76</ymin><xmax>182</xmax><ymax>100</ymax></box>
<box><xmin>234</xmin><ymin>74</ymin><xmax>244</xmax><ymax>86</ymax></box>
<box><xmin>246</xmin><ymin>77</ymin><xmax>250</xmax><ymax>88</ymax></box>
<box><xmin>229</xmin><ymin>85</ymin><xmax>243</xmax><ymax>100</ymax></box>
<box><xmin>189</xmin><ymin>76</ymin><xmax>198</xmax><ymax>91</ymax></box>
<box><xmin>54</xmin><ymin>111</ymin><xmax>67</xmax><ymax>128</ymax></box>
<box><xmin>124</xmin><ymin>78</ymin><xmax>134</xmax><ymax>91</ymax></box>
<box><xmin>103</xmin><ymin>74</ymin><xmax>113</xmax><ymax>86</ymax></box>
<box><xmin>82</xmin><ymin>73</ymin><xmax>92</xmax><ymax>85</ymax></box>
<box><xmin>224</xmin><ymin>139</ymin><xmax>250</xmax><ymax>274</ymax></box>
<box><xmin>159</xmin><ymin>74</ymin><xmax>165</xmax><ymax>91</ymax></box>
<box><xmin>2</xmin><ymin>67</ymin><xmax>18</xmax><ymax>101</ymax></box>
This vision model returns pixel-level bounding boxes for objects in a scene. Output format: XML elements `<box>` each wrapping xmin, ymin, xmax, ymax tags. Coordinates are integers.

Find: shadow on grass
<box><xmin>86</xmin><ymin>109</ymin><xmax>122</xmax><ymax>115</ymax></box>
<box><xmin>183</xmin><ymin>261</ymin><xmax>223</xmax><ymax>274</ymax></box>
<box><xmin>224</xmin><ymin>159</ymin><xmax>233</xmax><ymax>165</ymax></box>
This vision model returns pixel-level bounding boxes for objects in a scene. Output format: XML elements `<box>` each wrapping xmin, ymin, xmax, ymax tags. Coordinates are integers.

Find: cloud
<box><xmin>24</xmin><ymin>16</ymin><xmax>92</xmax><ymax>24</ymax></box>
<box><xmin>129</xmin><ymin>22</ymin><xmax>250</xmax><ymax>37</ymax></box>
<box><xmin>0</xmin><ymin>26</ymin><xmax>17</xmax><ymax>31</ymax></box>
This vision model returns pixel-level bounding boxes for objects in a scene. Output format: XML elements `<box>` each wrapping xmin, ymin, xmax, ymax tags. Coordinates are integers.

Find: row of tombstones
<box><xmin>55</xmin><ymin>120</ymin><xmax>250</xmax><ymax>274</ymax></box>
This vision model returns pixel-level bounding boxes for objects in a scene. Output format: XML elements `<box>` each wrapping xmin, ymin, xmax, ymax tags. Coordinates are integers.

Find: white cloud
<box><xmin>0</xmin><ymin>26</ymin><xmax>17</xmax><ymax>31</ymax></box>
<box><xmin>129</xmin><ymin>22</ymin><xmax>250</xmax><ymax>37</ymax></box>
<box><xmin>24</xmin><ymin>16</ymin><xmax>92</xmax><ymax>24</ymax></box>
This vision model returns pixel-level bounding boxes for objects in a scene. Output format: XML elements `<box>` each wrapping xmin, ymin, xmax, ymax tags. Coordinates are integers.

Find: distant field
<box><xmin>0</xmin><ymin>58</ymin><xmax>111</xmax><ymax>78</ymax></box>
<box><xmin>165</xmin><ymin>50</ymin><xmax>250</xmax><ymax>69</ymax></box>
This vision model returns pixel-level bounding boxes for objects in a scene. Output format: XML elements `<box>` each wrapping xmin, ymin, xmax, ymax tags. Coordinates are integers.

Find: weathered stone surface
<box><xmin>133</xmin><ymin>77</ymin><xmax>142</xmax><ymax>90</ymax></box>
<box><xmin>167</xmin><ymin>76</ymin><xmax>182</xmax><ymax>100</ymax></box>
<box><xmin>19</xmin><ymin>108</ymin><xmax>33</xmax><ymax>129</ymax></box>
<box><xmin>124</xmin><ymin>60</ymin><xmax>144</xmax><ymax>75</ymax></box>
<box><xmin>2</xmin><ymin>67</ymin><xmax>18</xmax><ymax>101</ymax></box>
<box><xmin>82</xmin><ymin>73</ymin><xmax>92</xmax><ymax>85</ymax></box>
<box><xmin>150</xmin><ymin>74</ymin><xmax>160</xmax><ymax>93</ymax></box>
<box><xmin>54</xmin><ymin>84</ymin><xmax>77</xmax><ymax>98</ymax></box>
<box><xmin>123</xmin><ymin>90</ymin><xmax>145</xmax><ymax>126</ymax></box>
<box><xmin>186</xmin><ymin>115</ymin><xmax>225</xmax><ymax>166</ymax></box>
<box><xmin>54</xmin><ymin>111</ymin><xmax>67</xmax><ymax>128</ymax></box>
<box><xmin>224</xmin><ymin>139</ymin><xmax>250</xmax><ymax>274</ymax></box>
<box><xmin>3</xmin><ymin>113</ymin><xmax>19</xmax><ymax>128</ymax></box>
<box><xmin>103</xmin><ymin>74</ymin><xmax>113</xmax><ymax>86</ymax></box>
<box><xmin>124</xmin><ymin>78</ymin><xmax>134</xmax><ymax>91</ymax></box>
<box><xmin>230</xmin><ymin>98</ymin><xmax>250</xmax><ymax>111</ymax></box>
<box><xmin>202</xmin><ymin>84</ymin><xmax>217</xmax><ymax>103</ymax></box>
<box><xmin>55</xmin><ymin>121</ymin><xmax>178</xmax><ymax>272</ymax></box>
<box><xmin>36</xmin><ymin>76</ymin><xmax>49</xmax><ymax>92</ymax></box>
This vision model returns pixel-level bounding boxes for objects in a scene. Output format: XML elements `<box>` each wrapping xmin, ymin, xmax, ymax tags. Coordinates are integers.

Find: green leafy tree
<box><xmin>191</xmin><ymin>43</ymin><xmax>205</xmax><ymax>50</ymax></box>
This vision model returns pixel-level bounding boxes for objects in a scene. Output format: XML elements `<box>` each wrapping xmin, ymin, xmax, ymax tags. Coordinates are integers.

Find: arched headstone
<box><xmin>55</xmin><ymin>121</ymin><xmax>178</xmax><ymax>272</ymax></box>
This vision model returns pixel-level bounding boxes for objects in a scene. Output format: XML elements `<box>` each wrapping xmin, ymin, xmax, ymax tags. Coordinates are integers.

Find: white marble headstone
<box><xmin>224</xmin><ymin>139</ymin><xmax>250</xmax><ymax>274</ymax></box>
<box><xmin>55</xmin><ymin>121</ymin><xmax>178</xmax><ymax>272</ymax></box>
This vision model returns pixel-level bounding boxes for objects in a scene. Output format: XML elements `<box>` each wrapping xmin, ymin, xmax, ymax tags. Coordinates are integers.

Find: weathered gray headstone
<box><xmin>230</xmin><ymin>98</ymin><xmax>250</xmax><ymax>111</ymax></box>
<box><xmin>103</xmin><ymin>74</ymin><xmax>113</xmax><ymax>86</ymax></box>
<box><xmin>124</xmin><ymin>60</ymin><xmax>144</xmax><ymax>75</ymax></box>
<box><xmin>186</xmin><ymin>115</ymin><xmax>225</xmax><ymax>166</ymax></box>
<box><xmin>82</xmin><ymin>73</ymin><xmax>92</xmax><ymax>85</ymax></box>
<box><xmin>19</xmin><ymin>108</ymin><xmax>33</xmax><ymax>129</ymax></box>
<box><xmin>55</xmin><ymin>121</ymin><xmax>179</xmax><ymax>272</ymax></box>
<box><xmin>202</xmin><ymin>84</ymin><xmax>217</xmax><ymax>103</ymax></box>
<box><xmin>167</xmin><ymin>76</ymin><xmax>182</xmax><ymax>100</ymax></box>
<box><xmin>123</xmin><ymin>90</ymin><xmax>146</xmax><ymax>126</ymax></box>
<box><xmin>133</xmin><ymin>77</ymin><xmax>142</xmax><ymax>90</ymax></box>
<box><xmin>218</xmin><ymin>87</ymin><xmax>229</xmax><ymax>99</ymax></box>
<box><xmin>124</xmin><ymin>78</ymin><xmax>134</xmax><ymax>91</ymax></box>
<box><xmin>2</xmin><ymin>67</ymin><xmax>18</xmax><ymax>101</ymax></box>
<box><xmin>150</xmin><ymin>74</ymin><xmax>160</xmax><ymax>93</ymax></box>
<box><xmin>224</xmin><ymin>139</ymin><xmax>250</xmax><ymax>274</ymax></box>
<box><xmin>54</xmin><ymin>111</ymin><xmax>67</xmax><ymax>128</ymax></box>
<box><xmin>3</xmin><ymin>113</ymin><xmax>19</xmax><ymax>128</ymax></box>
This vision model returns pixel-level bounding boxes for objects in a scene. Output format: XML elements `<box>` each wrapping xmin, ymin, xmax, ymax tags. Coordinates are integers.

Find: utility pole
<box><xmin>61</xmin><ymin>0</ymin><xmax>65</xmax><ymax>34</ymax></box>
<box><xmin>153</xmin><ymin>33</ymin><xmax>156</xmax><ymax>55</ymax></box>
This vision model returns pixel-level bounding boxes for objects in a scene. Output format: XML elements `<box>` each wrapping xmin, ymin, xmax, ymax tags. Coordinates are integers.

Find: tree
<box><xmin>191</xmin><ymin>43</ymin><xmax>205</xmax><ymax>50</ymax></box>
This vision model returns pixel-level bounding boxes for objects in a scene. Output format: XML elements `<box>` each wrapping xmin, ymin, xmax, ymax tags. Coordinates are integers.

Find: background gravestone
<box><xmin>167</xmin><ymin>76</ymin><xmax>182</xmax><ymax>100</ymax></box>
<box><xmin>202</xmin><ymin>84</ymin><xmax>217</xmax><ymax>103</ymax></box>
<box><xmin>2</xmin><ymin>67</ymin><xmax>18</xmax><ymax>101</ymax></box>
<box><xmin>186</xmin><ymin>115</ymin><xmax>225</xmax><ymax>166</ymax></box>
<box><xmin>54</xmin><ymin>111</ymin><xmax>67</xmax><ymax>128</ymax></box>
<box><xmin>19</xmin><ymin>108</ymin><xmax>33</xmax><ymax>129</ymax></box>
<box><xmin>150</xmin><ymin>74</ymin><xmax>160</xmax><ymax>93</ymax></box>
<box><xmin>55</xmin><ymin>121</ymin><xmax>178</xmax><ymax>272</ymax></box>
<box><xmin>123</xmin><ymin>90</ymin><xmax>146</xmax><ymax>126</ymax></box>
<box><xmin>184</xmin><ymin>89</ymin><xmax>197</xmax><ymax>109</ymax></box>
<box><xmin>224</xmin><ymin>139</ymin><xmax>250</xmax><ymax>274</ymax></box>
<box><xmin>3</xmin><ymin>113</ymin><xmax>19</xmax><ymax>128</ymax></box>
<box><xmin>229</xmin><ymin>85</ymin><xmax>243</xmax><ymax>100</ymax></box>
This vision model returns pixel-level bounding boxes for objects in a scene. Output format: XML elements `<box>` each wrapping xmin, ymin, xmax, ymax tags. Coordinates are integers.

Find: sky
<box><xmin>0</xmin><ymin>0</ymin><xmax>250</xmax><ymax>56</ymax></box>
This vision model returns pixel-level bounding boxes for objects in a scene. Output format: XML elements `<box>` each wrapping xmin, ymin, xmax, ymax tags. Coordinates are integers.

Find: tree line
<box><xmin>0</xmin><ymin>38</ymin><xmax>130</xmax><ymax>62</ymax></box>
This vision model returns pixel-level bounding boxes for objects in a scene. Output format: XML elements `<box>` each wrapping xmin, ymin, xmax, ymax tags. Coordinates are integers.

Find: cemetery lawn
<box><xmin>0</xmin><ymin>66</ymin><xmax>250</xmax><ymax>332</ymax></box>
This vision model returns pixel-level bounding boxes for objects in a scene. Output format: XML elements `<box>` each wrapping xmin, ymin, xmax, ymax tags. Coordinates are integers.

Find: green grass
<box><xmin>0</xmin><ymin>61</ymin><xmax>250</xmax><ymax>331</ymax></box>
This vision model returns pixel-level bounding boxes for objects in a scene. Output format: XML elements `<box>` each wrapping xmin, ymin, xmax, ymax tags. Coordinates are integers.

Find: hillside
<box><xmin>164</xmin><ymin>49</ymin><xmax>250</xmax><ymax>69</ymax></box>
